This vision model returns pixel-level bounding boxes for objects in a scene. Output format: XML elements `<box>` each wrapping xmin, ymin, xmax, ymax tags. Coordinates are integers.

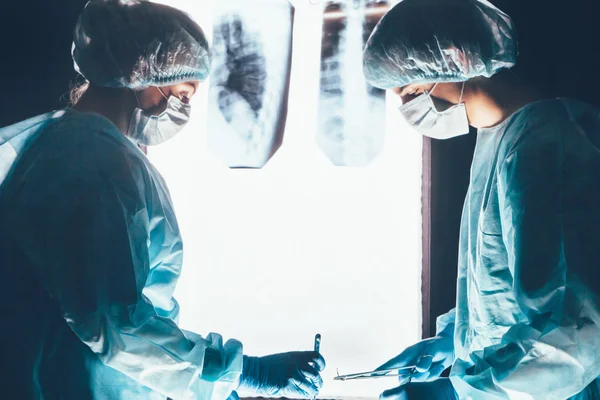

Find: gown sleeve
<box><xmin>8</xmin><ymin>126</ymin><xmax>243</xmax><ymax>400</ymax></box>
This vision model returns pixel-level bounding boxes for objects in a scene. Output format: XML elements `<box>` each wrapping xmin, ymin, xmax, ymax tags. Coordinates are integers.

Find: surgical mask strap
<box><xmin>133</xmin><ymin>87</ymin><xmax>170</xmax><ymax>111</ymax></box>
<box><xmin>132</xmin><ymin>90</ymin><xmax>142</xmax><ymax>108</ymax></box>
<box><xmin>428</xmin><ymin>82</ymin><xmax>465</xmax><ymax>104</ymax></box>
<box><xmin>157</xmin><ymin>87</ymin><xmax>169</xmax><ymax>101</ymax></box>
<box><xmin>428</xmin><ymin>83</ymin><xmax>439</xmax><ymax>97</ymax></box>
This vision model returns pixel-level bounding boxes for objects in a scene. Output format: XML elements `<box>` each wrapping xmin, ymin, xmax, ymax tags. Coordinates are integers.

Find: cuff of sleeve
<box><xmin>186</xmin><ymin>333</ymin><xmax>244</xmax><ymax>400</ymax></box>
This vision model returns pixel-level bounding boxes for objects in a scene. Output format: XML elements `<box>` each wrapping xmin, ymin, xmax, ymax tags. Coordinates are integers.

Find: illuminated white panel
<box><xmin>149</xmin><ymin>1</ymin><xmax>422</xmax><ymax>398</ymax></box>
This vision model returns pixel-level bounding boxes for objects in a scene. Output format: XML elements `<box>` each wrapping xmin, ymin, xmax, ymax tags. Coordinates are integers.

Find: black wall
<box><xmin>425</xmin><ymin>0</ymin><xmax>600</xmax><ymax>336</ymax></box>
<box><xmin>0</xmin><ymin>1</ymin><xmax>89</xmax><ymax>127</ymax></box>
<box><xmin>493</xmin><ymin>0</ymin><xmax>600</xmax><ymax>108</ymax></box>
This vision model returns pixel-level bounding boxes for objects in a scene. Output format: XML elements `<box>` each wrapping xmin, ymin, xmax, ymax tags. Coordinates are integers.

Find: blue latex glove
<box><xmin>239</xmin><ymin>352</ymin><xmax>325</xmax><ymax>398</ymax></box>
<box><xmin>375</xmin><ymin>334</ymin><xmax>454</xmax><ymax>382</ymax></box>
<box><xmin>380</xmin><ymin>378</ymin><xmax>458</xmax><ymax>400</ymax></box>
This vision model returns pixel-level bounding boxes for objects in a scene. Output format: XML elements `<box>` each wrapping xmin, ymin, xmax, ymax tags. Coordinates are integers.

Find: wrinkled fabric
<box><xmin>363</xmin><ymin>0</ymin><xmax>517</xmax><ymax>89</ymax></box>
<box><xmin>0</xmin><ymin>109</ymin><xmax>242</xmax><ymax>399</ymax></box>
<box><xmin>439</xmin><ymin>98</ymin><xmax>600</xmax><ymax>399</ymax></box>
<box><xmin>72</xmin><ymin>0</ymin><xmax>211</xmax><ymax>89</ymax></box>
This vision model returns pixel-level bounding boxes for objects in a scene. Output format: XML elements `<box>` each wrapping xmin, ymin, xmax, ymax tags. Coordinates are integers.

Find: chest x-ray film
<box><xmin>318</xmin><ymin>0</ymin><xmax>389</xmax><ymax>167</ymax></box>
<box><xmin>208</xmin><ymin>0</ymin><xmax>294</xmax><ymax>168</ymax></box>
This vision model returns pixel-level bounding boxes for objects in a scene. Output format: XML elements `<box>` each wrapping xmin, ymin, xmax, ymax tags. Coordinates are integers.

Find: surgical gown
<box><xmin>0</xmin><ymin>109</ymin><xmax>243</xmax><ymax>399</ymax></box>
<box><xmin>438</xmin><ymin>98</ymin><xmax>600</xmax><ymax>399</ymax></box>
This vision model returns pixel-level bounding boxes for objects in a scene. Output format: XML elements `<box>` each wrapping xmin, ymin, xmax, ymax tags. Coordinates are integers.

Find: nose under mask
<box><xmin>128</xmin><ymin>87</ymin><xmax>192</xmax><ymax>146</ymax></box>
<box><xmin>398</xmin><ymin>82</ymin><xmax>470</xmax><ymax>140</ymax></box>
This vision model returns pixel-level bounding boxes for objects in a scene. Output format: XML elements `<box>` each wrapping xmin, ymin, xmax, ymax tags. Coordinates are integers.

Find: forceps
<box><xmin>334</xmin><ymin>355</ymin><xmax>434</xmax><ymax>382</ymax></box>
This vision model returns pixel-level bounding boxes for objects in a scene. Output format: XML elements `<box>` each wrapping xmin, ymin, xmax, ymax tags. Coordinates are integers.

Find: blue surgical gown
<box><xmin>0</xmin><ymin>109</ymin><xmax>243</xmax><ymax>399</ymax></box>
<box><xmin>436</xmin><ymin>98</ymin><xmax>600</xmax><ymax>399</ymax></box>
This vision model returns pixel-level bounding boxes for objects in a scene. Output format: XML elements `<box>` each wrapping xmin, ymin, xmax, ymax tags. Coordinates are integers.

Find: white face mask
<box><xmin>128</xmin><ymin>87</ymin><xmax>191</xmax><ymax>146</ymax></box>
<box><xmin>398</xmin><ymin>82</ymin><xmax>470</xmax><ymax>140</ymax></box>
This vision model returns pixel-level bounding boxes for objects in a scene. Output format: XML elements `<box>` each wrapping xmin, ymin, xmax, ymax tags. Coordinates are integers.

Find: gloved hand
<box><xmin>238</xmin><ymin>351</ymin><xmax>325</xmax><ymax>398</ymax></box>
<box><xmin>375</xmin><ymin>334</ymin><xmax>454</xmax><ymax>382</ymax></box>
<box><xmin>380</xmin><ymin>378</ymin><xmax>458</xmax><ymax>400</ymax></box>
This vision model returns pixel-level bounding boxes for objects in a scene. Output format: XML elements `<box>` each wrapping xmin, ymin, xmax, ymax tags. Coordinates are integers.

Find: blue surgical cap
<box><xmin>72</xmin><ymin>0</ymin><xmax>212</xmax><ymax>90</ymax></box>
<box><xmin>363</xmin><ymin>0</ymin><xmax>518</xmax><ymax>89</ymax></box>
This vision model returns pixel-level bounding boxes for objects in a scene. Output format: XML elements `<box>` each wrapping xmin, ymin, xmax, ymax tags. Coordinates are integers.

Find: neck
<box><xmin>463</xmin><ymin>71</ymin><xmax>546</xmax><ymax>129</ymax></box>
<box><xmin>72</xmin><ymin>85</ymin><xmax>136</xmax><ymax>134</ymax></box>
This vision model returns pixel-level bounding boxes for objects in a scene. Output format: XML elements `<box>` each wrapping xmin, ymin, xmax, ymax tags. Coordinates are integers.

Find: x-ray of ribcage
<box><xmin>208</xmin><ymin>0</ymin><xmax>294</xmax><ymax>168</ymax></box>
<box><xmin>318</xmin><ymin>0</ymin><xmax>389</xmax><ymax>167</ymax></box>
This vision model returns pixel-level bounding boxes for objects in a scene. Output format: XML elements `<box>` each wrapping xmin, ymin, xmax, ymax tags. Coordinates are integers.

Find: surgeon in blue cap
<box><xmin>364</xmin><ymin>0</ymin><xmax>600</xmax><ymax>399</ymax></box>
<box><xmin>0</xmin><ymin>1</ymin><xmax>324</xmax><ymax>399</ymax></box>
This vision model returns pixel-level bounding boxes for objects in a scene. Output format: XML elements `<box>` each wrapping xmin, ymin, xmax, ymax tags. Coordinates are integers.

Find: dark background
<box><xmin>0</xmin><ymin>0</ymin><xmax>89</xmax><ymax>126</ymax></box>
<box><xmin>1</xmin><ymin>0</ymin><xmax>599</xmax><ymax>337</ymax></box>
<box><xmin>424</xmin><ymin>0</ymin><xmax>600</xmax><ymax>336</ymax></box>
